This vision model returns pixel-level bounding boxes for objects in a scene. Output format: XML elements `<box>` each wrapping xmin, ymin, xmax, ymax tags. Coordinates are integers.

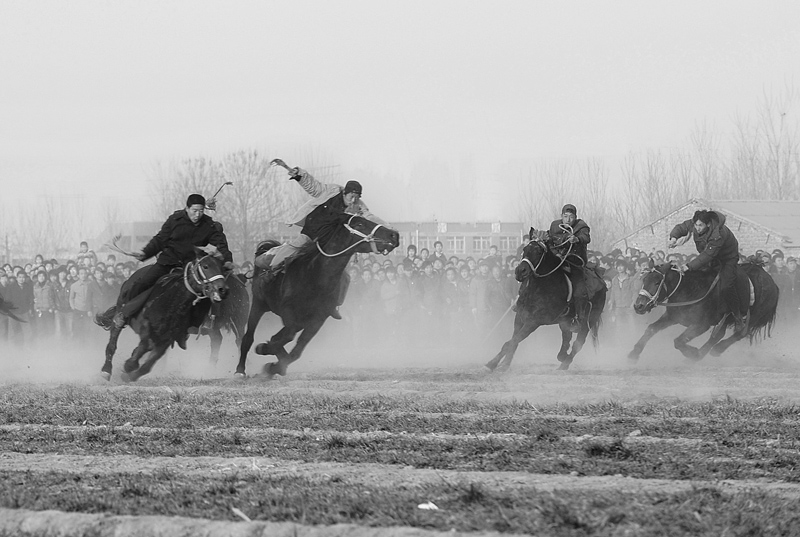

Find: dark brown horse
<box><xmin>197</xmin><ymin>273</ymin><xmax>250</xmax><ymax>365</ymax></box>
<box><xmin>486</xmin><ymin>233</ymin><xmax>606</xmax><ymax>372</ymax></box>
<box><xmin>100</xmin><ymin>250</ymin><xmax>229</xmax><ymax>382</ymax></box>
<box><xmin>235</xmin><ymin>214</ymin><xmax>399</xmax><ymax>379</ymax></box>
<box><xmin>628</xmin><ymin>260</ymin><xmax>778</xmax><ymax>361</ymax></box>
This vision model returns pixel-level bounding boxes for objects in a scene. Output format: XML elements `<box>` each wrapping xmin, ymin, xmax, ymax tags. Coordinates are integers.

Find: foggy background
<box><xmin>2</xmin><ymin>0</ymin><xmax>800</xmax><ymax>256</ymax></box>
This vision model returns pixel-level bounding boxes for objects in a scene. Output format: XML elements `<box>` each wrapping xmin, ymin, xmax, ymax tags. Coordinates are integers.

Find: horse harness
<box><xmin>184</xmin><ymin>254</ymin><xmax>225</xmax><ymax>305</ymax></box>
<box><xmin>638</xmin><ymin>265</ymin><xmax>720</xmax><ymax>309</ymax></box>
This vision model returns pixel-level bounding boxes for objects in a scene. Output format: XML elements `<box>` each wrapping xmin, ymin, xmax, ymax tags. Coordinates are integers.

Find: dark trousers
<box><xmin>719</xmin><ymin>261</ymin><xmax>741</xmax><ymax>316</ymax></box>
<box><xmin>119</xmin><ymin>263</ymin><xmax>175</xmax><ymax>318</ymax></box>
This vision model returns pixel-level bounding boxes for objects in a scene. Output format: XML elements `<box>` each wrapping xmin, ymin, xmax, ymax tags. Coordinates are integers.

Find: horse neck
<box><xmin>666</xmin><ymin>270</ymin><xmax>713</xmax><ymax>301</ymax></box>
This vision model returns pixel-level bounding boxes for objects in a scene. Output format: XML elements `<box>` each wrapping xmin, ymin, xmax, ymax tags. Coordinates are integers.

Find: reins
<box><xmin>638</xmin><ymin>266</ymin><xmax>720</xmax><ymax>308</ymax></box>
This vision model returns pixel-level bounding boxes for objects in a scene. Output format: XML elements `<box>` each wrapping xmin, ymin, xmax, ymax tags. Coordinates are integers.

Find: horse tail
<box><xmin>742</xmin><ymin>264</ymin><xmax>779</xmax><ymax>344</ymax></box>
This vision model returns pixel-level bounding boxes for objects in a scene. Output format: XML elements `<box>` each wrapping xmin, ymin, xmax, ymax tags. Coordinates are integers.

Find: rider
<box><xmin>95</xmin><ymin>194</ymin><xmax>233</xmax><ymax>330</ymax></box>
<box><xmin>669</xmin><ymin>209</ymin><xmax>746</xmax><ymax>336</ymax></box>
<box><xmin>548</xmin><ymin>204</ymin><xmax>592</xmax><ymax>332</ymax></box>
<box><xmin>255</xmin><ymin>163</ymin><xmax>385</xmax><ymax>319</ymax></box>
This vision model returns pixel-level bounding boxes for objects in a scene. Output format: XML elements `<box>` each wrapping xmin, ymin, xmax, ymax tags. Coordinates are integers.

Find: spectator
<box><xmin>32</xmin><ymin>269</ymin><xmax>56</xmax><ymax>339</ymax></box>
<box><xmin>69</xmin><ymin>266</ymin><xmax>99</xmax><ymax>343</ymax></box>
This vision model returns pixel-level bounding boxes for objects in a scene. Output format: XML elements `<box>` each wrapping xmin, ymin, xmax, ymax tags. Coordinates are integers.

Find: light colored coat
<box><xmin>287</xmin><ymin>169</ymin><xmax>385</xmax><ymax>227</ymax></box>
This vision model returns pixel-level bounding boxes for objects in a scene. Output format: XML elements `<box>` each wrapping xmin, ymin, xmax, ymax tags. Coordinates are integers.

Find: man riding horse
<box><xmin>255</xmin><ymin>160</ymin><xmax>386</xmax><ymax>319</ymax></box>
<box><xmin>95</xmin><ymin>194</ymin><xmax>233</xmax><ymax>330</ymax></box>
<box><xmin>668</xmin><ymin>209</ymin><xmax>747</xmax><ymax>337</ymax></box>
<box><xmin>548</xmin><ymin>204</ymin><xmax>600</xmax><ymax>333</ymax></box>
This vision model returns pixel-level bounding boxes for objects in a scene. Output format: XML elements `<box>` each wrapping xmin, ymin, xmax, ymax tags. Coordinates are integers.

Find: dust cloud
<box><xmin>2</xmin><ymin>309</ymin><xmax>799</xmax><ymax>406</ymax></box>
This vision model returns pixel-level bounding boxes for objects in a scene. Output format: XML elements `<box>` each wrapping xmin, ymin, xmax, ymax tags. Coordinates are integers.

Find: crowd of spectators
<box><xmin>2</xmin><ymin>238</ymin><xmax>798</xmax><ymax>351</ymax></box>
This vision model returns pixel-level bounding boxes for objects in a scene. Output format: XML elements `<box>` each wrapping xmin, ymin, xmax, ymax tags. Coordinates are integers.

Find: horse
<box><xmin>628</xmin><ymin>260</ymin><xmax>778</xmax><ymax>361</ymax></box>
<box><xmin>485</xmin><ymin>231</ymin><xmax>606</xmax><ymax>372</ymax></box>
<box><xmin>235</xmin><ymin>213</ymin><xmax>399</xmax><ymax>379</ymax></box>
<box><xmin>99</xmin><ymin>249</ymin><xmax>230</xmax><ymax>382</ymax></box>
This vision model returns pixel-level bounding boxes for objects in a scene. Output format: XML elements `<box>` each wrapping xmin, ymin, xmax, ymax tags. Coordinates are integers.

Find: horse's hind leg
<box><xmin>556</xmin><ymin>322</ymin><xmax>573</xmax><ymax>367</ymax></box>
<box><xmin>100</xmin><ymin>327</ymin><xmax>122</xmax><ymax>381</ymax></box>
<box><xmin>127</xmin><ymin>343</ymin><xmax>169</xmax><ymax>382</ymax></box>
<box><xmin>121</xmin><ymin>340</ymin><xmax>152</xmax><ymax>381</ymax></box>
<box><xmin>235</xmin><ymin>303</ymin><xmax>267</xmax><ymax>378</ymax></box>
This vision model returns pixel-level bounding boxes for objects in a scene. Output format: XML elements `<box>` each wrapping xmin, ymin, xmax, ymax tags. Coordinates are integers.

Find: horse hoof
<box><xmin>234</xmin><ymin>372</ymin><xmax>247</xmax><ymax>380</ymax></box>
<box><xmin>557</xmin><ymin>362</ymin><xmax>571</xmax><ymax>370</ymax></box>
<box><xmin>255</xmin><ymin>343</ymin><xmax>269</xmax><ymax>355</ymax></box>
<box><xmin>119</xmin><ymin>372</ymin><xmax>132</xmax><ymax>383</ymax></box>
<box><xmin>99</xmin><ymin>370</ymin><xmax>111</xmax><ymax>381</ymax></box>
<box><xmin>709</xmin><ymin>346</ymin><xmax>723</xmax><ymax>357</ymax></box>
<box><xmin>627</xmin><ymin>351</ymin><xmax>640</xmax><ymax>362</ymax></box>
<box><xmin>484</xmin><ymin>362</ymin><xmax>497</xmax><ymax>372</ymax></box>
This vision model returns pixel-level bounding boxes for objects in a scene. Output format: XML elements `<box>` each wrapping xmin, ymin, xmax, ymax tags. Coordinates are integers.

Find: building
<box><xmin>392</xmin><ymin>221</ymin><xmax>526</xmax><ymax>259</ymax></box>
<box><xmin>611</xmin><ymin>199</ymin><xmax>800</xmax><ymax>258</ymax></box>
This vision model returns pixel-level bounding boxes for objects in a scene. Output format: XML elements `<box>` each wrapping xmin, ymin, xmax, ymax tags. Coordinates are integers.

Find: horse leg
<box><xmin>697</xmin><ymin>319</ymin><xmax>729</xmax><ymax>358</ymax></box>
<box><xmin>121</xmin><ymin>340</ymin><xmax>152</xmax><ymax>381</ymax></box>
<box><xmin>556</xmin><ymin>321</ymin><xmax>573</xmax><ymax>366</ymax></box>
<box><xmin>127</xmin><ymin>343</ymin><xmax>170</xmax><ymax>382</ymax></box>
<box><xmin>208</xmin><ymin>327</ymin><xmax>222</xmax><ymax>365</ymax></box>
<box><xmin>263</xmin><ymin>326</ymin><xmax>302</xmax><ymax>378</ymax></box>
<box><xmin>235</xmin><ymin>303</ymin><xmax>267</xmax><ymax>378</ymax></box>
<box><xmin>100</xmin><ymin>326</ymin><xmax>123</xmax><ymax>381</ymax></box>
<box><xmin>485</xmin><ymin>318</ymin><xmax>539</xmax><ymax>372</ymax></box>
<box><xmin>709</xmin><ymin>322</ymin><xmax>749</xmax><ymax>356</ymax></box>
<box><xmin>628</xmin><ymin>313</ymin><xmax>676</xmax><ymax>361</ymax></box>
<box><xmin>673</xmin><ymin>323</ymin><xmax>711</xmax><ymax>361</ymax></box>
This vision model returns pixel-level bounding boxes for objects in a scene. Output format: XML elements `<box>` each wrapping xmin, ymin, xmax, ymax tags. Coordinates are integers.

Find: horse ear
<box><xmin>648</xmin><ymin>258</ymin><xmax>655</xmax><ymax>269</ymax></box>
<box><xmin>529</xmin><ymin>227</ymin><xmax>535</xmax><ymax>240</ymax></box>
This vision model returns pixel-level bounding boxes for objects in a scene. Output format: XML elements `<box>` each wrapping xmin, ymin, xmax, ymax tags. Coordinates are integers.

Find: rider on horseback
<box><xmin>548</xmin><ymin>204</ymin><xmax>593</xmax><ymax>333</ymax></box>
<box><xmin>255</xmin><ymin>162</ymin><xmax>385</xmax><ymax>319</ymax></box>
<box><xmin>669</xmin><ymin>209</ymin><xmax>747</xmax><ymax>336</ymax></box>
<box><xmin>95</xmin><ymin>194</ymin><xmax>233</xmax><ymax>330</ymax></box>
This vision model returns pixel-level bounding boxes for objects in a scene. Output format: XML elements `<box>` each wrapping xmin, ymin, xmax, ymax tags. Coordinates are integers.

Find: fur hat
<box><xmin>343</xmin><ymin>181</ymin><xmax>362</xmax><ymax>195</ymax></box>
<box><xmin>186</xmin><ymin>194</ymin><xmax>206</xmax><ymax>207</ymax></box>
<box><xmin>562</xmin><ymin>204</ymin><xmax>577</xmax><ymax>215</ymax></box>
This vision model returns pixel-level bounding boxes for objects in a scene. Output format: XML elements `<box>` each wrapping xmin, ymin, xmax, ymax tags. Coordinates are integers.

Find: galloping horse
<box><xmin>486</xmin><ymin>231</ymin><xmax>606</xmax><ymax>372</ymax></box>
<box><xmin>100</xmin><ymin>249</ymin><xmax>229</xmax><ymax>382</ymax></box>
<box><xmin>235</xmin><ymin>213</ymin><xmax>399</xmax><ymax>378</ymax></box>
<box><xmin>628</xmin><ymin>260</ymin><xmax>778</xmax><ymax>361</ymax></box>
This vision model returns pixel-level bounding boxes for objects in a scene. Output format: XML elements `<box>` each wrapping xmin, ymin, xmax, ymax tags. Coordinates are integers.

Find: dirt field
<box><xmin>1</xmin><ymin>318</ymin><xmax>799</xmax><ymax>536</ymax></box>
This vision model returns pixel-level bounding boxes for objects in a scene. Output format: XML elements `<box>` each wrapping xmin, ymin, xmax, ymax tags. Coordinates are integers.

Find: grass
<box><xmin>1</xmin><ymin>376</ymin><xmax>800</xmax><ymax>534</ymax></box>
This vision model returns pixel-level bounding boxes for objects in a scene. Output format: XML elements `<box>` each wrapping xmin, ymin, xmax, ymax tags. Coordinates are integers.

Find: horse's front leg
<box><xmin>235</xmin><ymin>301</ymin><xmax>267</xmax><ymax>378</ymax></box>
<box><xmin>127</xmin><ymin>343</ymin><xmax>170</xmax><ymax>382</ymax></box>
<box><xmin>556</xmin><ymin>320</ymin><xmax>573</xmax><ymax>367</ymax></box>
<box><xmin>272</xmin><ymin>319</ymin><xmax>327</xmax><ymax>377</ymax></box>
<box><xmin>486</xmin><ymin>318</ymin><xmax>540</xmax><ymax>372</ymax></box>
<box><xmin>100</xmin><ymin>326</ymin><xmax>123</xmax><ymax>381</ymax></box>
<box><xmin>208</xmin><ymin>327</ymin><xmax>222</xmax><ymax>365</ymax></box>
<box><xmin>673</xmin><ymin>323</ymin><xmax>711</xmax><ymax>361</ymax></box>
<box><xmin>628</xmin><ymin>312</ymin><xmax>676</xmax><ymax>361</ymax></box>
<box><xmin>261</xmin><ymin>325</ymin><xmax>300</xmax><ymax>378</ymax></box>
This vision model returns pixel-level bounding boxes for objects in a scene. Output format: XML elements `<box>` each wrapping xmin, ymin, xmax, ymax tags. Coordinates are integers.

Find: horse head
<box><xmin>633</xmin><ymin>261</ymin><xmax>678</xmax><ymax>314</ymax></box>
<box><xmin>515</xmin><ymin>231</ymin><xmax>550</xmax><ymax>282</ymax></box>
<box><xmin>188</xmin><ymin>247</ymin><xmax>230</xmax><ymax>303</ymax></box>
<box><xmin>324</xmin><ymin>214</ymin><xmax>399</xmax><ymax>257</ymax></box>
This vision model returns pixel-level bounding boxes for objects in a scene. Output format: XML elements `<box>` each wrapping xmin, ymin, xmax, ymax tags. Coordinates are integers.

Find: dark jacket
<box><xmin>549</xmin><ymin>218</ymin><xmax>591</xmax><ymax>263</ymax></box>
<box><xmin>670</xmin><ymin>212</ymin><xmax>739</xmax><ymax>270</ymax></box>
<box><xmin>301</xmin><ymin>192</ymin><xmax>348</xmax><ymax>245</ymax></box>
<box><xmin>141</xmin><ymin>210</ymin><xmax>233</xmax><ymax>267</ymax></box>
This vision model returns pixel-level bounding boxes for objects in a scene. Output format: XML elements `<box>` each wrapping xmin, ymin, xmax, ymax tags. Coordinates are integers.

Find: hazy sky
<box><xmin>1</xmin><ymin>0</ymin><xmax>799</xmax><ymax>225</ymax></box>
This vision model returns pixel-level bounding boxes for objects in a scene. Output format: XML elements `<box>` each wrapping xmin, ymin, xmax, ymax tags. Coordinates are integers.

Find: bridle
<box><xmin>637</xmin><ymin>265</ymin><xmax>683</xmax><ymax>309</ymax></box>
<box><xmin>317</xmin><ymin>214</ymin><xmax>387</xmax><ymax>257</ymax></box>
<box><xmin>520</xmin><ymin>237</ymin><xmax>571</xmax><ymax>278</ymax></box>
<box><xmin>184</xmin><ymin>254</ymin><xmax>225</xmax><ymax>305</ymax></box>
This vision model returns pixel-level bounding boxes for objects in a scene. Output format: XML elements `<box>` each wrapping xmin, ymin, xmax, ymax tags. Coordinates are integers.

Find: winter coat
<box><xmin>549</xmin><ymin>218</ymin><xmax>591</xmax><ymax>262</ymax></box>
<box><xmin>141</xmin><ymin>210</ymin><xmax>233</xmax><ymax>267</ymax></box>
<box><xmin>287</xmin><ymin>169</ymin><xmax>385</xmax><ymax>229</ymax></box>
<box><xmin>670</xmin><ymin>212</ymin><xmax>739</xmax><ymax>270</ymax></box>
